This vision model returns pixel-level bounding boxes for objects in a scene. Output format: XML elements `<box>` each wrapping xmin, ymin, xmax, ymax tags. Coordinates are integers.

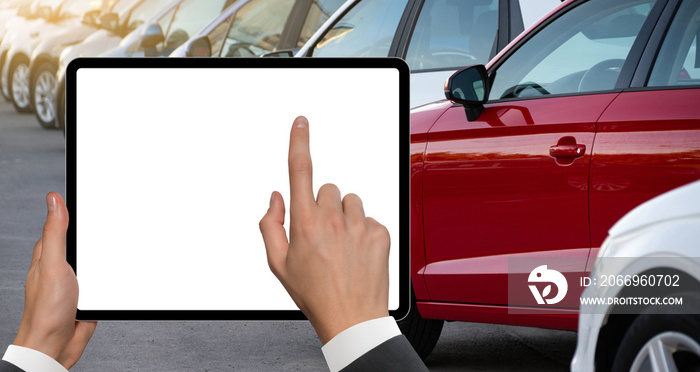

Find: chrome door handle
<box><xmin>549</xmin><ymin>144</ymin><xmax>585</xmax><ymax>158</ymax></box>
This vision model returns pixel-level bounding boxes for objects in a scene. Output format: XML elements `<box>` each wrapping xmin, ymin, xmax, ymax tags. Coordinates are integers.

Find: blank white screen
<box><xmin>75</xmin><ymin>67</ymin><xmax>400</xmax><ymax>311</ymax></box>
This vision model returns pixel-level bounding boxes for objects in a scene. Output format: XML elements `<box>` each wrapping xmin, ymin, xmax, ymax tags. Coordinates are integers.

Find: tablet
<box><xmin>66</xmin><ymin>58</ymin><xmax>409</xmax><ymax>320</ymax></box>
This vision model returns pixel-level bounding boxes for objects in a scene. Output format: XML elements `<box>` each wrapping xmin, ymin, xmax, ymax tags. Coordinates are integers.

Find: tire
<box><xmin>9</xmin><ymin>56</ymin><xmax>32</xmax><ymax>113</ymax></box>
<box><xmin>32</xmin><ymin>62</ymin><xmax>58</xmax><ymax>129</ymax></box>
<box><xmin>397</xmin><ymin>288</ymin><xmax>444</xmax><ymax>360</ymax></box>
<box><xmin>0</xmin><ymin>51</ymin><xmax>10</xmax><ymax>101</ymax></box>
<box><xmin>58</xmin><ymin>81</ymin><xmax>65</xmax><ymax>136</ymax></box>
<box><xmin>611</xmin><ymin>314</ymin><xmax>700</xmax><ymax>372</ymax></box>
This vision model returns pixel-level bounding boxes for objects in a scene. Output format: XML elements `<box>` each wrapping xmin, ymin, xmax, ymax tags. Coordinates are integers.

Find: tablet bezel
<box><xmin>66</xmin><ymin>57</ymin><xmax>410</xmax><ymax>321</ymax></box>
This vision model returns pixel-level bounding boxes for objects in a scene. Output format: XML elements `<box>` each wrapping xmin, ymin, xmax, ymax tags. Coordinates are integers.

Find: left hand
<box><xmin>13</xmin><ymin>192</ymin><xmax>97</xmax><ymax>369</ymax></box>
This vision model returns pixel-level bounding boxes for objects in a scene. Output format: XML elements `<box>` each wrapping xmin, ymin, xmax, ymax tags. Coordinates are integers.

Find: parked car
<box><xmin>0</xmin><ymin>0</ymin><xmax>35</xmax><ymax>41</ymax></box>
<box><xmin>0</xmin><ymin>0</ymin><xmax>44</xmax><ymax>86</ymax></box>
<box><xmin>168</xmin><ymin>0</ymin><xmax>345</xmax><ymax>57</ymax></box>
<box><xmin>405</xmin><ymin>0</ymin><xmax>700</xmax><ymax>359</ymax></box>
<box><xmin>56</xmin><ymin>0</ymin><xmax>342</xmax><ymax>131</ymax></box>
<box><xmin>54</xmin><ymin>0</ymin><xmax>234</xmax><ymax>130</ymax></box>
<box><xmin>292</xmin><ymin>0</ymin><xmax>560</xmax><ymax>107</ymax></box>
<box><xmin>100</xmin><ymin>0</ymin><xmax>234</xmax><ymax>58</ymax></box>
<box><xmin>31</xmin><ymin>0</ymin><xmax>174</xmax><ymax>128</ymax></box>
<box><xmin>0</xmin><ymin>0</ymin><xmax>65</xmax><ymax>109</ymax></box>
<box><xmin>0</xmin><ymin>0</ymin><xmax>105</xmax><ymax>112</ymax></box>
<box><xmin>572</xmin><ymin>180</ymin><xmax>700</xmax><ymax>372</ymax></box>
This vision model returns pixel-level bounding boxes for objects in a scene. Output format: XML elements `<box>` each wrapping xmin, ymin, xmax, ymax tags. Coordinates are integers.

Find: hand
<box><xmin>259</xmin><ymin>116</ymin><xmax>391</xmax><ymax>344</ymax></box>
<box><xmin>13</xmin><ymin>193</ymin><xmax>97</xmax><ymax>369</ymax></box>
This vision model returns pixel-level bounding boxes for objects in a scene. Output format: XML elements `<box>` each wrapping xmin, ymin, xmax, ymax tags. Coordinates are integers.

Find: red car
<box><xmin>401</xmin><ymin>0</ymin><xmax>700</xmax><ymax>360</ymax></box>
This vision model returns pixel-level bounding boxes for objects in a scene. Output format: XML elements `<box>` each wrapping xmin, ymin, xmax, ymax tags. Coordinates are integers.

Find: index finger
<box><xmin>288</xmin><ymin>116</ymin><xmax>315</xmax><ymax>212</ymax></box>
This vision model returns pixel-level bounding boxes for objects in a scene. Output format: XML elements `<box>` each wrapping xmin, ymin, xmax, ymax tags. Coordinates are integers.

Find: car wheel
<box><xmin>611</xmin><ymin>314</ymin><xmax>700</xmax><ymax>372</ymax></box>
<box><xmin>397</xmin><ymin>288</ymin><xmax>444</xmax><ymax>360</ymax></box>
<box><xmin>32</xmin><ymin>62</ymin><xmax>57</xmax><ymax>129</ymax></box>
<box><xmin>9</xmin><ymin>56</ymin><xmax>32</xmax><ymax>113</ymax></box>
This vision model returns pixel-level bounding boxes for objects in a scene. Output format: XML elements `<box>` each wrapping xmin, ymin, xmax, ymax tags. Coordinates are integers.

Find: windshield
<box><xmin>312</xmin><ymin>0</ymin><xmax>409</xmax><ymax>57</ymax></box>
<box><xmin>123</xmin><ymin>0</ymin><xmax>172</xmax><ymax>34</ymax></box>
<box><xmin>296</xmin><ymin>0</ymin><xmax>345</xmax><ymax>47</ymax></box>
<box><xmin>219</xmin><ymin>0</ymin><xmax>295</xmax><ymax>56</ymax></box>
<box><xmin>404</xmin><ymin>0</ymin><xmax>498</xmax><ymax>71</ymax></box>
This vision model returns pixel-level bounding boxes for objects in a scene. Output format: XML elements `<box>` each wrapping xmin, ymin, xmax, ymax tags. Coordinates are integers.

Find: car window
<box><xmin>125</xmin><ymin>0</ymin><xmax>173</xmax><ymax>34</ymax></box>
<box><xmin>647</xmin><ymin>1</ymin><xmax>700</xmax><ymax>87</ymax></box>
<box><xmin>297</xmin><ymin>0</ymin><xmax>346</xmax><ymax>48</ymax></box>
<box><xmin>157</xmin><ymin>0</ymin><xmax>228</xmax><ymax>55</ymax></box>
<box><xmin>405</xmin><ymin>0</ymin><xmax>498</xmax><ymax>71</ymax></box>
<box><xmin>311</xmin><ymin>0</ymin><xmax>409</xmax><ymax>57</ymax></box>
<box><xmin>490</xmin><ymin>0</ymin><xmax>656</xmax><ymax>100</ymax></box>
<box><xmin>219</xmin><ymin>0</ymin><xmax>296</xmax><ymax>57</ymax></box>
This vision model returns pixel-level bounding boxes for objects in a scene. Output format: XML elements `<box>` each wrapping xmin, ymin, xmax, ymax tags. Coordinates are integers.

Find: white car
<box><xmin>572</xmin><ymin>180</ymin><xmax>700</xmax><ymax>372</ymax></box>
<box><xmin>0</xmin><ymin>0</ymin><xmax>106</xmax><ymax>112</ymax></box>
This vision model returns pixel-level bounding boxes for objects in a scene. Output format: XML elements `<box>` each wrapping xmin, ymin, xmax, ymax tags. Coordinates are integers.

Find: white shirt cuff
<box><xmin>321</xmin><ymin>316</ymin><xmax>401</xmax><ymax>372</ymax></box>
<box><xmin>2</xmin><ymin>345</ymin><xmax>68</xmax><ymax>372</ymax></box>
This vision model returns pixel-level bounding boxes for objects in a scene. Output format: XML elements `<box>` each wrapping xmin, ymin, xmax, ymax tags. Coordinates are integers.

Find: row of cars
<box><xmin>3</xmin><ymin>0</ymin><xmax>699</xmax><ymax>370</ymax></box>
<box><xmin>0</xmin><ymin>0</ymin><xmax>560</xmax><ymax>130</ymax></box>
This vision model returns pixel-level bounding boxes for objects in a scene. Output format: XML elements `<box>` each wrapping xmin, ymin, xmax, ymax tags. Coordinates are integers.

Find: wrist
<box><xmin>313</xmin><ymin>310</ymin><xmax>390</xmax><ymax>345</ymax></box>
<box><xmin>13</xmin><ymin>330</ymin><xmax>62</xmax><ymax>365</ymax></box>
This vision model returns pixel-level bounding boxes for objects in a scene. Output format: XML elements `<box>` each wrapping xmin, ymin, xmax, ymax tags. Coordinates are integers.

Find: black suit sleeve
<box><xmin>0</xmin><ymin>360</ymin><xmax>24</xmax><ymax>372</ymax></box>
<box><xmin>340</xmin><ymin>335</ymin><xmax>429</xmax><ymax>372</ymax></box>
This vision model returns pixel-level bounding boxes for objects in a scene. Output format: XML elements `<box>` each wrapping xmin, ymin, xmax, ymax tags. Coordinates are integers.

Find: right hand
<box><xmin>259</xmin><ymin>116</ymin><xmax>391</xmax><ymax>344</ymax></box>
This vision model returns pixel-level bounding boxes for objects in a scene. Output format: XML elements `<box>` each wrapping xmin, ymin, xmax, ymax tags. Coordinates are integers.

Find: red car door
<box><xmin>420</xmin><ymin>0</ymin><xmax>662</xmax><ymax>307</ymax></box>
<box><xmin>422</xmin><ymin>95</ymin><xmax>604</xmax><ymax>307</ymax></box>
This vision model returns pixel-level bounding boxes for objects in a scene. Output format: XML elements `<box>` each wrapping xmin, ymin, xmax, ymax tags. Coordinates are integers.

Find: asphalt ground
<box><xmin>0</xmin><ymin>100</ymin><xmax>577</xmax><ymax>371</ymax></box>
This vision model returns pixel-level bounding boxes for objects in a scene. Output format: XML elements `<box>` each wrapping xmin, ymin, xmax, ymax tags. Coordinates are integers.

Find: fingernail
<box><xmin>47</xmin><ymin>194</ymin><xmax>57</xmax><ymax>212</ymax></box>
<box><xmin>295</xmin><ymin>116</ymin><xmax>307</xmax><ymax>128</ymax></box>
<box><xmin>269</xmin><ymin>192</ymin><xmax>275</xmax><ymax>208</ymax></box>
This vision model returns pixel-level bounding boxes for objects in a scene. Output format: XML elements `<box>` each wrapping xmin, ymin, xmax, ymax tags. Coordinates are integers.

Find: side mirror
<box><xmin>81</xmin><ymin>9</ymin><xmax>99</xmax><ymax>25</ymax></box>
<box><xmin>98</xmin><ymin>12</ymin><xmax>119</xmax><ymax>32</ymax></box>
<box><xmin>262</xmin><ymin>50</ymin><xmax>294</xmax><ymax>58</ymax></box>
<box><xmin>141</xmin><ymin>23</ymin><xmax>164</xmax><ymax>57</ymax></box>
<box><xmin>185</xmin><ymin>36</ymin><xmax>211</xmax><ymax>57</ymax></box>
<box><xmin>444</xmin><ymin>64</ymin><xmax>490</xmax><ymax>121</ymax></box>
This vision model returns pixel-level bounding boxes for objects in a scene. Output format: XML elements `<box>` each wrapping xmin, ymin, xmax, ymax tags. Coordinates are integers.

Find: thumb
<box><xmin>259</xmin><ymin>191</ymin><xmax>289</xmax><ymax>278</ymax></box>
<box><xmin>41</xmin><ymin>192</ymin><xmax>69</xmax><ymax>263</ymax></box>
<box><xmin>73</xmin><ymin>321</ymin><xmax>98</xmax><ymax>346</ymax></box>
<box><xmin>61</xmin><ymin>321</ymin><xmax>98</xmax><ymax>369</ymax></box>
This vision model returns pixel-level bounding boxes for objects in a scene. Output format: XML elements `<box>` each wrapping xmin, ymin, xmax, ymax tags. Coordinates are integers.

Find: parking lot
<box><xmin>0</xmin><ymin>99</ymin><xmax>577</xmax><ymax>370</ymax></box>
